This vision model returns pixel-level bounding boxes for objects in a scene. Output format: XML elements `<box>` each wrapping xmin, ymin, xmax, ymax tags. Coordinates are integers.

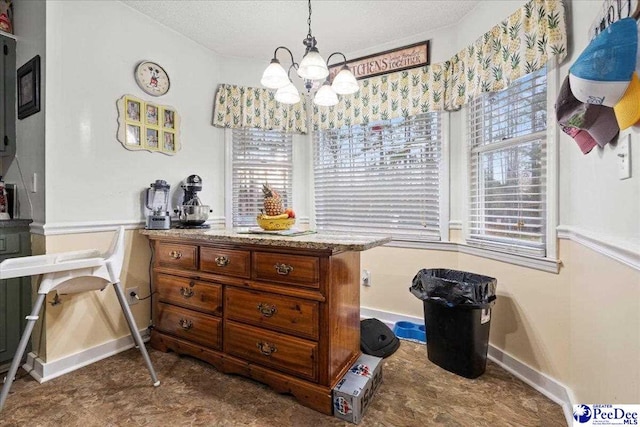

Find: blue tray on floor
<box><xmin>393</xmin><ymin>321</ymin><xmax>426</xmax><ymax>344</ymax></box>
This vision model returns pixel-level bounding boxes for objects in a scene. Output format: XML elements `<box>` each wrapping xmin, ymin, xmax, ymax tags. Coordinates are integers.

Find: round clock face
<box><xmin>135</xmin><ymin>61</ymin><xmax>170</xmax><ymax>96</ymax></box>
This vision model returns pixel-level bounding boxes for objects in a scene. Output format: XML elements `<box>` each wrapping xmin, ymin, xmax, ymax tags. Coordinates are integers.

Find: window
<box><xmin>231</xmin><ymin>128</ymin><xmax>293</xmax><ymax>227</ymax></box>
<box><xmin>467</xmin><ymin>67</ymin><xmax>547</xmax><ymax>257</ymax></box>
<box><xmin>313</xmin><ymin>113</ymin><xmax>443</xmax><ymax>242</ymax></box>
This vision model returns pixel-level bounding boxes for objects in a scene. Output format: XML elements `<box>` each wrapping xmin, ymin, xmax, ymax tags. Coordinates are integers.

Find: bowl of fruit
<box><xmin>257</xmin><ymin>184</ymin><xmax>296</xmax><ymax>231</ymax></box>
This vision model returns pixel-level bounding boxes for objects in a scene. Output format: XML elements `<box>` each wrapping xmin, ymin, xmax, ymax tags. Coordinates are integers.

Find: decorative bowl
<box><xmin>256</xmin><ymin>216</ymin><xmax>295</xmax><ymax>231</ymax></box>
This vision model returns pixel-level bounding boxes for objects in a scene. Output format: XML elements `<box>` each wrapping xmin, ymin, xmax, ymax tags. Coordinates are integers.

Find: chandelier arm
<box><xmin>273</xmin><ymin>46</ymin><xmax>296</xmax><ymax>65</ymax></box>
<box><xmin>287</xmin><ymin>63</ymin><xmax>300</xmax><ymax>80</ymax></box>
<box><xmin>326</xmin><ymin>52</ymin><xmax>348</xmax><ymax>68</ymax></box>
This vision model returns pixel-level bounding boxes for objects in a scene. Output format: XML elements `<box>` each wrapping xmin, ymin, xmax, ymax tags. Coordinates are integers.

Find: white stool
<box><xmin>0</xmin><ymin>226</ymin><xmax>160</xmax><ymax>412</ymax></box>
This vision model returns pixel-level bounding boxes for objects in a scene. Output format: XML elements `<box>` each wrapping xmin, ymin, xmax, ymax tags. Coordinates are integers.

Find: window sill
<box><xmin>384</xmin><ymin>239</ymin><xmax>561</xmax><ymax>274</ymax></box>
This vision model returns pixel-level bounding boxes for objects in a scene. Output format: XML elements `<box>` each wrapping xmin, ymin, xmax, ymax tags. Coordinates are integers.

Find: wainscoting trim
<box><xmin>557</xmin><ymin>225</ymin><xmax>640</xmax><ymax>272</ymax></box>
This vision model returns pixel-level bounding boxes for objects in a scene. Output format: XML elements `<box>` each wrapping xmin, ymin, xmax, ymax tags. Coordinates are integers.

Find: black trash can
<box><xmin>410</xmin><ymin>269</ymin><xmax>497</xmax><ymax>379</ymax></box>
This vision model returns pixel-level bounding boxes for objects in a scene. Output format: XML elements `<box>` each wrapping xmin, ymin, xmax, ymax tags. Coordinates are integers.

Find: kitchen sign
<box><xmin>328</xmin><ymin>41</ymin><xmax>429</xmax><ymax>81</ymax></box>
<box><xmin>589</xmin><ymin>0</ymin><xmax>640</xmax><ymax>39</ymax></box>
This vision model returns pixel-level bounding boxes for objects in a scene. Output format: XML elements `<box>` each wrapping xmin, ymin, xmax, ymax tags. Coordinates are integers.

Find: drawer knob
<box><xmin>180</xmin><ymin>286</ymin><xmax>194</xmax><ymax>298</ymax></box>
<box><xmin>215</xmin><ymin>256</ymin><xmax>229</xmax><ymax>267</ymax></box>
<box><xmin>274</xmin><ymin>263</ymin><xmax>294</xmax><ymax>275</ymax></box>
<box><xmin>256</xmin><ymin>341</ymin><xmax>277</xmax><ymax>356</ymax></box>
<box><xmin>179</xmin><ymin>318</ymin><xmax>193</xmax><ymax>330</ymax></box>
<box><xmin>257</xmin><ymin>303</ymin><xmax>277</xmax><ymax>318</ymax></box>
<box><xmin>169</xmin><ymin>250</ymin><xmax>182</xmax><ymax>260</ymax></box>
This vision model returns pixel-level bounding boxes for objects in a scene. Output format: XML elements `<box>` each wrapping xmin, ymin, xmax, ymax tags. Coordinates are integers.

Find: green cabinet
<box><xmin>0</xmin><ymin>226</ymin><xmax>31</xmax><ymax>369</ymax></box>
<box><xmin>0</xmin><ymin>34</ymin><xmax>16</xmax><ymax>157</ymax></box>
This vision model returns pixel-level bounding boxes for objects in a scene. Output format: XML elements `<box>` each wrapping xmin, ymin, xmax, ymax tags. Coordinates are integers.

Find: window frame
<box><xmin>311</xmin><ymin>112</ymin><xmax>449</xmax><ymax>244</ymax></box>
<box><xmin>225</xmin><ymin>128</ymin><xmax>294</xmax><ymax>228</ymax></box>
<box><xmin>462</xmin><ymin>61</ymin><xmax>559</xmax><ymax>265</ymax></box>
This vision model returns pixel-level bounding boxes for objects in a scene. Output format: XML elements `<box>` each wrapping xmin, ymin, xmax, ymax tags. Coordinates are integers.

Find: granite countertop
<box><xmin>0</xmin><ymin>219</ymin><xmax>32</xmax><ymax>229</ymax></box>
<box><xmin>140</xmin><ymin>228</ymin><xmax>391</xmax><ymax>252</ymax></box>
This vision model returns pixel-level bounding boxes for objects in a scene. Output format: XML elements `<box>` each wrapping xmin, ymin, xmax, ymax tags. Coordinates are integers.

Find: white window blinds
<box><xmin>467</xmin><ymin>68</ymin><xmax>547</xmax><ymax>257</ymax></box>
<box><xmin>231</xmin><ymin>128</ymin><xmax>293</xmax><ymax>227</ymax></box>
<box><xmin>313</xmin><ymin>113</ymin><xmax>442</xmax><ymax>241</ymax></box>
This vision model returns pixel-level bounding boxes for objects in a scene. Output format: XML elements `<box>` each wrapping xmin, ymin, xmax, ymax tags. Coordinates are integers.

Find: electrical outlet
<box><xmin>362</xmin><ymin>269</ymin><xmax>371</xmax><ymax>287</ymax></box>
<box><xmin>126</xmin><ymin>287</ymin><xmax>139</xmax><ymax>305</ymax></box>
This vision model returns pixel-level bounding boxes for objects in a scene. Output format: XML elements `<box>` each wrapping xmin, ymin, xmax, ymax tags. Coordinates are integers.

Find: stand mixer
<box><xmin>175</xmin><ymin>175</ymin><xmax>211</xmax><ymax>228</ymax></box>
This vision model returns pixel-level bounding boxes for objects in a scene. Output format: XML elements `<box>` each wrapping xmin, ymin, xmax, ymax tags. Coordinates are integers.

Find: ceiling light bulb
<box><xmin>275</xmin><ymin>81</ymin><xmax>301</xmax><ymax>104</ymax></box>
<box><xmin>261</xmin><ymin>59</ymin><xmax>290</xmax><ymax>89</ymax></box>
<box><xmin>298</xmin><ymin>48</ymin><xmax>329</xmax><ymax>80</ymax></box>
<box><xmin>331</xmin><ymin>68</ymin><xmax>359</xmax><ymax>95</ymax></box>
<box><xmin>314</xmin><ymin>82</ymin><xmax>339</xmax><ymax>106</ymax></box>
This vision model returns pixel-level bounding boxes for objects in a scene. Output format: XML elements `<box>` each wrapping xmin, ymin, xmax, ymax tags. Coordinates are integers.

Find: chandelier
<box><xmin>260</xmin><ymin>0</ymin><xmax>359</xmax><ymax>106</ymax></box>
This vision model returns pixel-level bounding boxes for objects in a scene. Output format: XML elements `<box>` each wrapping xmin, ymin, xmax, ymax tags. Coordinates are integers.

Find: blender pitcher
<box><xmin>145</xmin><ymin>179</ymin><xmax>171</xmax><ymax>229</ymax></box>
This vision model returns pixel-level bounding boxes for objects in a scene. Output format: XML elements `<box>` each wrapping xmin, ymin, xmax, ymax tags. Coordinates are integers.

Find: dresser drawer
<box><xmin>253</xmin><ymin>252</ymin><xmax>320</xmax><ymax>288</ymax></box>
<box><xmin>156</xmin><ymin>274</ymin><xmax>222</xmax><ymax>316</ymax></box>
<box><xmin>156</xmin><ymin>243</ymin><xmax>198</xmax><ymax>270</ymax></box>
<box><xmin>200</xmin><ymin>247</ymin><xmax>250</xmax><ymax>278</ymax></box>
<box><xmin>225</xmin><ymin>287</ymin><xmax>319</xmax><ymax>340</ymax></box>
<box><xmin>224</xmin><ymin>321</ymin><xmax>318</xmax><ymax>382</ymax></box>
<box><xmin>155</xmin><ymin>303</ymin><xmax>221</xmax><ymax>350</ymax></box>
<box><xmin>0</xmin><ymin>233</ymin><xmax>20</xmax><ymax>256</ymax></box>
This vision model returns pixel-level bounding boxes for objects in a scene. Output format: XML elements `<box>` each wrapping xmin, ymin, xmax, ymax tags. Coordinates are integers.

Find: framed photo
<box><xmin>126</xmin><ymin>99</ymin><xmax>141</xmax><ymax>122</ymax></box>
<box><xmin>116</xmin><ymin>94</ymin><xmax>180</xmax><ymax>155</ymax></box>
<box><xmin>146</xmin><ymin>104</ymin><xmax>158</xmax><ymax>125</ymax></box>
<box><xmin>17</xmin><ymin>55</ymin><xmax>41</xmax><ymax>120</ymax></box>
<box><xmin>163</xmin><ymin>108</ymin><xmax>175</xmax><ymax>129</ymax></box>
<box><xmin>146</xmin><ymin>128</ymin><xmax>159</xmax><ymax>149</ymax></box>
<box><xmin>163</xmin><ymin>132</ymin><xmax>175</xmax><ymax>152</ymax></box>
<box><xmin>126</xmin><ymin>124</ymin><xmax>141</xmax><ymax>146</ymax></box>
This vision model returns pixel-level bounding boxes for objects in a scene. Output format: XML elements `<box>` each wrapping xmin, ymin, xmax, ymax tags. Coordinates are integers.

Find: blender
<box><xmin>144</xmin><ymin>179</ymin><xmax>171</xmax><ymax>230</ymax></box>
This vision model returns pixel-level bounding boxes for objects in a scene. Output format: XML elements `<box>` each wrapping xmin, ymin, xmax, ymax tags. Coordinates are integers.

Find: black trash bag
<box><xmin>410</xmin><ymin>268</ymin><xmax>496</xmax><ymax>308</ymax></box>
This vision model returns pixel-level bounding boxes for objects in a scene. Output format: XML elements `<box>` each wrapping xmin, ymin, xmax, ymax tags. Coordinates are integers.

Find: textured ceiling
<box><xmin>122</xmin><ymin>0</ymin><xmax>480</xmax><ymax>61</ymax></box>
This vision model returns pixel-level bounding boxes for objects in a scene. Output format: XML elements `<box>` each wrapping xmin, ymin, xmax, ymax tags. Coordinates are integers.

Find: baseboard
<box><xmin>360</xmin><ymin>306</ymin><xmax>573</xmax><ymax>426</ymax></box>
<box><xmin>360</xmin><ymin>307</ymin><xmax>422</xmax><ymax>329</ymax></box>
<box><xmin>487</xmin><ymin>347</ymin><xmax>573</xmax><ymax>426</ymax></box>
<box><xmin>22</xmin><ymin>329</ymin><xmax>150</xmax><ymax>383</ymax></box>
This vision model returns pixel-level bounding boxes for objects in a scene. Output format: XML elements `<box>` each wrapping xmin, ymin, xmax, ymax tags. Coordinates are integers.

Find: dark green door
<box><xmin>0</xmin><ymin>276</ymin><xmax>30</xmax><ymax>367</ymax></box>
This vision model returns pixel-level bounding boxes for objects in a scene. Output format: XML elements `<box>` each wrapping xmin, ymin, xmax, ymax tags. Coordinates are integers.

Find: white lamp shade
<box><xmin>261</xmin><ymin>61</ymin><xmax>290</xmax><ymax>89</ymax></box>
<box><xmin>275</xmin><ymin>81</ymin><xmax>301</xmax><ymax>104</ymax></box>
<box><xmin>298</xmin><ymin>49</ymin><xmax>329</xmax><ymax>80</ymax></box>
<box><xmin>331</xmin><ymin>68</ymin><xmax>359</xmax><ymax>95</ymax></box>
<box><xmin>314</xmin><ymin>83</ymin><xmax>339</xmax><ymax>106</ymax></box>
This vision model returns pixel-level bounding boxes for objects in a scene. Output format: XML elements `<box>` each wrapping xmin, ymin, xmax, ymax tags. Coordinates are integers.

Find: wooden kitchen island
<box><xmin>140</xmin><ymin>229</ymin><xmax>390</xmax><ymax>415</ymax></box>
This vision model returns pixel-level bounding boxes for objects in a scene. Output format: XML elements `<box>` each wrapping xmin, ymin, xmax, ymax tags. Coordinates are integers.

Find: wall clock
<box><xmin>135</xmin><ymin>61</ymin><xmax>170</xmax><ymax>96</ymax></box>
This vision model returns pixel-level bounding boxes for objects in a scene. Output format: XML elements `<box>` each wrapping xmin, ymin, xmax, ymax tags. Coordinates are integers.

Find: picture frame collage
<box><xmin>117</xmin><ymin>95</ymin><xmax>180</xmax><ymax>155</ymax></box>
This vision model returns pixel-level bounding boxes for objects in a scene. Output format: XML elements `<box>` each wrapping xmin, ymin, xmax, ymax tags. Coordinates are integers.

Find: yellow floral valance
<box><xmin>444</xmin><ymin>0</ymin><xmax>567</xmax><ymax>110</ymax></box>
<box><xmin>312</xmin><ymin>64</ymin><xmax>447</xmax><ymax>131</ymax></box>
<box><xmin>312</xmin><ymin>0</ymin><xmax>566</xmax><ymax>130</ymax></box>
<box><xmin>214</xmin><ymin>0</ymin><xmax>567</xmax><ymax>132</ymax></box>
<box><xmin>213</xmin><ymin>84</ymin><xmax>307</xmax><ymax>134</ymax></box>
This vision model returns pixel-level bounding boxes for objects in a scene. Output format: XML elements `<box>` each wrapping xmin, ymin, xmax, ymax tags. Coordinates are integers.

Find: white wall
<box><xmin>44</xmin><ymin>0</ymin><xmax>225</xmax><ymax>225</ymax></box>
<box><xmin>3</xmin><ymin>0</ymin><xmax>46</xmax><ymax>223</ymax></box>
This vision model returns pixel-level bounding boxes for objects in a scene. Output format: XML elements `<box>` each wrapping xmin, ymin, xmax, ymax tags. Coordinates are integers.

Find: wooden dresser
<box><xmin>142</xmin><ymin>230</ymin><xmax>389</xmax><ymax>414</ymax></box>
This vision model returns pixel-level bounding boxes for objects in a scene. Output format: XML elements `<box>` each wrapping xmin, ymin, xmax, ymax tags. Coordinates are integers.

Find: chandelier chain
<box><xmin>307</xmin><ymin>0</ymin><xmax>312</xmax><ymax>38</ymax></box>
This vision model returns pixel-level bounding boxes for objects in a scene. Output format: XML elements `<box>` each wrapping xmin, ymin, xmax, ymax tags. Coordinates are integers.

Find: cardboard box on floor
<box><xmin>332</xmin><ymin>353</ymin><xmax>383</xmax><ymax>424</ymax></box>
